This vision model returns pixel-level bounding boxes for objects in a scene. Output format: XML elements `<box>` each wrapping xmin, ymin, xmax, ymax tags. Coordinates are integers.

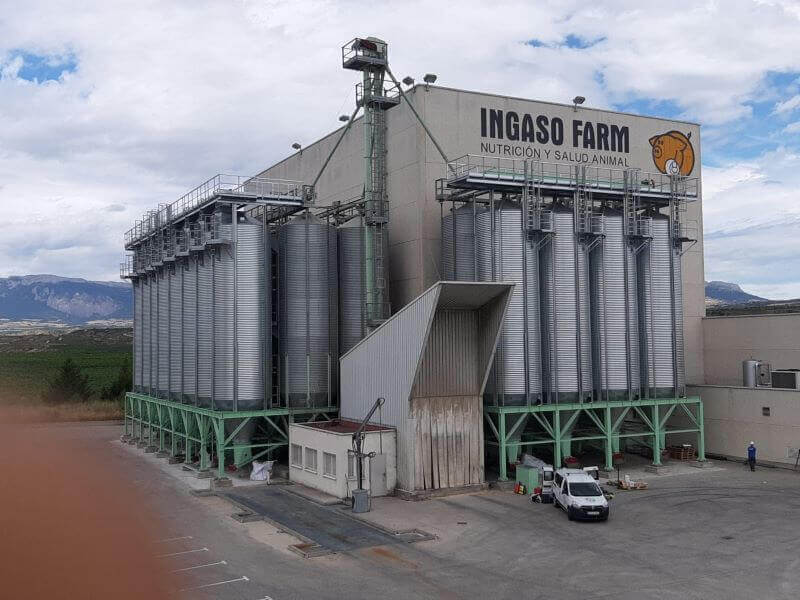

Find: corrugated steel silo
<box><xmin>638</xmin><ymin>214</ymin><xmax>684</xmax><ymax>397</ymax></box>
<box><xmin>442</xmin><ymin>204</ymin><xmax>476</xmax><ymax>281</ymax></box>
<box><xmin>590</xmin><ymin>209</ymin><xmax>640</xmax><ymax>400</ymax></box>
<box><xmin>338</xmin><ymin>219</ymin><xmax>367</xmax><ymax>355</ymax></box>
<box><xmin>157</xmin><ymin>268</ymin><xmax>170</xmax><ymax>398</ymax></box>
<box><xmin>213</xmin><ymin>220</ymin><xmax>235</xmax><ymax>410</ymax></box>
<box><xmin>234</xmin><ymin>216</ymin><xmax>267</xmax><ymax>410</ymax></box>
<box><xmin>169</xmin><ymin>263</ymin><xmax>182</xmax><ymax>401</ymax></box>
<box><xmin>133</xmin><ymin>277</ymin><xmax>142</xmax><ymax>392</ymax></box>
<box><xmin>196</xmin><ymin>248</ymin><xmax>213</xmax><ymax>408</ymax></box>
<box><xmin>475</xmin><ymin>201</ymin><xmax>542</xmax><ymax>405</ymax></box>
<box><xmin>181</xmin><ymin>255</ymin><xmax>197</xmax><ymax>404</ymax></box>
<box><xmin>540</xmin><ymin>205</ymin><xmax>592</xmax><ymax>402</ymax></box>
<box><xmin>142</xmin><ymin>275</ymin><xmax>151</xmax><ymax>394</ymax></box>
<box><xmin>279</xmin><ymin>213</ymin><xmax>338</xmax><ymax>407</ymax></box>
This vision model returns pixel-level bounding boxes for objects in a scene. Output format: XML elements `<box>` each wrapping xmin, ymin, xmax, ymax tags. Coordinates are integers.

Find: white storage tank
<box><xmin>338</xmin><ymin>218</ymin><xmax>368</xmax><ymax>355</ymax></box>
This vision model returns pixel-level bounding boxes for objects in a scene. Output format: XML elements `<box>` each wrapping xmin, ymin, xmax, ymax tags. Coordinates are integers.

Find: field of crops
<box><xmin>0</xmin><ymin>328</ymin><xmax>132</xmax><ymax>410</ymax></box>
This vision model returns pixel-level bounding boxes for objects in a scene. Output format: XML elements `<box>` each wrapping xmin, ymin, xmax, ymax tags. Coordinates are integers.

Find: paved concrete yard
<box><xmin>26</xmin><ymin>422</ymin><xmax>800</xmax><ymax>599</ymax></box>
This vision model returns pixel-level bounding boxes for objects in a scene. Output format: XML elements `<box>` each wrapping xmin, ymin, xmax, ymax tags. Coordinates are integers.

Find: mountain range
<box><xmin>0</xmin><ymin>275</ymin><xmax>776</xmax><ymax>325</ymax></box>
<box><xmin>0</xmin><ymin>275</ymin><xmax>132</xmax><ymax>324</ymax></box>
<box><xmin>704</xmin><ymin>281</ymin><xmax>767</xmax><ymax>306</ymax></box>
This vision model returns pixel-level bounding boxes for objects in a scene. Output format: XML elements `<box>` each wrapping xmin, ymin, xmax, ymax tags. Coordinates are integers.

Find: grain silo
<box><xmin>441</xmin><ymin>204</ymin><xmax>477</xmax><ymax>282</ymax></box>
<box><xmin>475</xmin><ymin>200</ymin><xmax>542</xmax><ymax>405</ymax></box>
<box><xmin>279</xmin><ymin>212</ymin><xmax>338</xmax><ymax>407</ymax></box>
<box><xmin>590</xmin><ymin>208</ymin><xmax>640</xmax><ymax>401</ymax></box>
<box><xmin>540</xmin><ymin>205</ymin><xmax>593</xmax><ymax>403</ymax></box>
<box><xmin>338</xmin><ymin>217</ymin><xmax>368</xmax><ymax>355</ymax></box>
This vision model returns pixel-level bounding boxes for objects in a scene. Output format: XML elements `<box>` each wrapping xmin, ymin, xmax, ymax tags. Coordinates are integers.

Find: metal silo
<box><xmin>142</xmin><ymin>274</ymin><xmax>151</xmax><ymax>395</ymax></box>
<box><xmin>590</xmin><ymin>209</ymin><xmax>640</xmax><ymax>400</ymax></box>
<box><xmin>196</xmin><ymin>248</ymin><xmax>214</xmax><ymax>408</ymax></box>
<box><xmin>133</xmin><ymin>277</ymin><xmax>142</xmax><ymax>393</ymax></box>
<box><xmin>475</xmin><ymin>200</ymin><xmax>542</xmax><ymax>405</ymax></box>
<box><xmin>181</xmin><ymin>255</ymin><xmax>197</xmax><ymax>404</ymax></box>
<box><xmin>169</xmin><ymin>263</ymin><xmax>182</xmax><ymax>401</ymax></box>
<box><xmin>213</xmin><ymin>219</ymin><xmax>235</xmax><ymax>411</ymax></box>
<box><xmin>233</xmin><ymin>216</ymin><xmax>267</xmax><ymax>410</ymax></box>
<box><xmin>338</xmin><ymin>218</ymin><xmax>367</xmax><ymax>355</ymax></box>
<box><xmin>541</xmin><ymin>205</ymin><xmax>592</xmax><ymax>402</ymax></box>
<box><xmin>638</xmin><ymin>214</ymin><xmax>684</xmax><ymax>397</ymax></box>
<box><xmin>157</xmin><ymin>268</ymin><xmax>170</xmax><ymax>399</ymax></box>
<box><xmin>279</xmin><ymin>213</ymin><xmax>338</xmax><ymax>407</ymax></box>
<box><xmin>442</xmin><ymin>204</ymin><xmax>476</xmax><ymax>281</ymax></box>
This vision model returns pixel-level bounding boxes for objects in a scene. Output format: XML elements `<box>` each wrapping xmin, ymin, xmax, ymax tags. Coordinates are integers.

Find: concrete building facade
<box><xmin>703</xmin><ymin>313</ymin><xmax>800</xmax><ymax>385</ymax></box>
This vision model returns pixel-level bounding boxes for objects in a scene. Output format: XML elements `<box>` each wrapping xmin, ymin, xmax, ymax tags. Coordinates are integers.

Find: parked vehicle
<box><xmin>552</xmin><ymin>469</ymin><xmax>609</xmax><ymax>521</ymax></box>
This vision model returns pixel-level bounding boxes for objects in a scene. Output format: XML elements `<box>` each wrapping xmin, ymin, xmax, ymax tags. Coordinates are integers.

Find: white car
<box><xmin>552</xmin><ymin>469</ymin><xmax>609</xmax><ymax>521</ymax></box>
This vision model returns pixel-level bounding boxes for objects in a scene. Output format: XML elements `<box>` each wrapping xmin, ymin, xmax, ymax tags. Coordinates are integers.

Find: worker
<box><xmin>747</xmin><ymin>441</ymin><xmax>757</xmax><ymax>471</ymax></box>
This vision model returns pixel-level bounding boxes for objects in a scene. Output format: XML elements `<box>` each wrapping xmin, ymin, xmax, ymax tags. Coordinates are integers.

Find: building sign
<box><xmin>477</xmin><ymin>106</ymin><xmax>698</xmax><ymax>175</ymax></box>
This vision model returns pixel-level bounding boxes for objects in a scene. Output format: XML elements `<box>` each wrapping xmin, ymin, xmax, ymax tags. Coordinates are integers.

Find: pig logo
<box><xmin>648</xmin><ymin>131</ymin><xmax>695</xmax><ymax>176</ymax></box>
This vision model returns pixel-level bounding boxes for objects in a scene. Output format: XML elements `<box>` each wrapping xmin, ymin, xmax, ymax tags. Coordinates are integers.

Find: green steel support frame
<box><xmin>484</xmin><ymin>396</ymin><xmax>705</xmax><ymax>480</ymax></box>
<box><xmin>123</xmin><ymin>393</ymin><xmax>335</xmax><ymax>479</ymax></box>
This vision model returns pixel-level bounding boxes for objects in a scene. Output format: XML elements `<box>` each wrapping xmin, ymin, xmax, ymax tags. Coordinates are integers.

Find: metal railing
<box><xmin>342</xmin><ymin>38</ymin><xmax>387</xmax><ymax>68</ymax></box>
<box><xmin>446</xmin><ymin>154</ymin><xmax>527</xmax><ymax>182</ymax></box>
<box><xmin>445</xmin><ymin>154</ymin><xmax>699</xmax><ymax>199</ymax></box>
<box><xmin>356</xmin><ymin>80</ymin><xmax>400</xmax><ymax>107</ymax></box>
<box><xmin>125</xmin><ymin>174</ymin><xmax>310</xmax><ymax>247</ymax></box>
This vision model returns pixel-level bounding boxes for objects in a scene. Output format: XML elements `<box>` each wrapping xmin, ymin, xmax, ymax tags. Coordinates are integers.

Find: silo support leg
<box><xmin>651</xmin><ymin>405</ymin><xmax>662</xmax><ymax>466</ymax></box>
<box><xmin>498</xmin><ymin>412</ymin><xmax>507</xmax><ymax>481</ymax></box>
<box><xmin>181</xmin><ymin>410</ymin><xmax>192</xmax><ymax>463</ymax></box>
<box><xmin>169</xmin><ymin>407</ymin><xmax>177</xmax><ymax>457</ymax></box>
<box><xmin>213</xmin><ymin>418</ymin><xmax>226</xmax><ymax>479</ymax></box>
<box><xmin>604</xmin><ymin>406</ymin><xmax>613</xmax><ymax>471</ymax></box>
<box><xmin>553</xmin><ymin>409</ymin><xmax>562</xmax><ymax>469</ymax></box>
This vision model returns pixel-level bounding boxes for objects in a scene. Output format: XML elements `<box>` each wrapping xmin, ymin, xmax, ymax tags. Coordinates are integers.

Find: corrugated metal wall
<box><xmin>412</xmin><ymin>310</ymin><xmax>478</xmax><ymax>398</ymax></box>
<box><xmin>340</xmin><ymin>284</ymin><xmax>441</xmax><ymax>490</ymax></box>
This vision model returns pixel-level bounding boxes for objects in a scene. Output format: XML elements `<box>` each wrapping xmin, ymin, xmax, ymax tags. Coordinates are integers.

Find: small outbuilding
<box><xmin>289</xmin><ymin>419</ymin><xmax>396</xmax><ymax>500</ymax></box>
<box><xmin>339</xmin><ymin>281</ymin><xmax>513</xmax><ymax>496</ymax></box>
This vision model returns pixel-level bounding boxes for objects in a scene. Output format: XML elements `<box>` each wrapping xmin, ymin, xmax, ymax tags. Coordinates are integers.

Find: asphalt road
<box><xmin>7</xmin><ymin>421</ymin><xmax>800</xmax><ymax>600</ymax></box>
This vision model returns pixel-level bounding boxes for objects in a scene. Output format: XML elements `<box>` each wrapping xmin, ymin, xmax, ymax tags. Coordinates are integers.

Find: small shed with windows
<box><xmin>288</xmin><ymin>419</ymin><xmax>396</xmax><ymax>500</ymax></box>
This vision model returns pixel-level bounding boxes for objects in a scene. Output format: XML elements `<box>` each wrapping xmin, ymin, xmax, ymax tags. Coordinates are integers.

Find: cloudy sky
<box><xmin>1</xmin><ymin>0</ymin><xmax>799</xmax><ymax>298</ymax></box>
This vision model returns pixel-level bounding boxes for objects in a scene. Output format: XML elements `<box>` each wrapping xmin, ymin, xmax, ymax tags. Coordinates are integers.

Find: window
<box><xmin>762</xmin><ymin>406</ymin><xmax>771</xmax><ymax>416</ymax></box>
<box><xmin>305</xmin><ymin>447</ymin><xmax>318</xmax><ymax>473</ymax></box>
<box><xmin>569</xmin><ymin>482</ymin><xmax>602</xmax><ymax>497</ymax></box>
<box><xmin>291</xmin><ymin>444</ymin><xmax>303</xmax><ymax>468</ymax></box>
<box><xmin>323</xmin><ymin>452</ymin><xmax>336</xmax><ymax>479</ymax></box>
<box><xmin>554</xmin><ymin>473</ymin><xmax>563</xmax><ymax>487</ymax></box>
<box><xmin>347</xmin><ymin>451</ymin><xmax>356</xmax><ymax>479</ymax></box>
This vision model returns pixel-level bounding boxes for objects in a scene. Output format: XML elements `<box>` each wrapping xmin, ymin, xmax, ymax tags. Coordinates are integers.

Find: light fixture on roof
<box><xmin>572</xmin><ymin>95</ymin><xmax>586</xmax><ymax>112</ymax></box>
<box><xmin>339</xmin><ymin>115</ymin><xmax>349</xmax><ymax>122</ymax></box>
<box><xmin>423</xmin><ymin>73</ymin><xmax>437</xmax><ymax>90</ymax></box>
<box><xmin>402</xmin><ymin>76</ymin><xmax>415</xmax><ymax>87</ymax></box>
<box><xmin>291</xmin><ymin>142</ymin><xmax>301</xmax><ymax>150</ymax></box>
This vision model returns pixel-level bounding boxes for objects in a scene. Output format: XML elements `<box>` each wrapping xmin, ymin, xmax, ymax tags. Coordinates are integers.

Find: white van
<box><xmin>552</xmin><ymin>469</ymin><xmax>609</xmax><ymax>521</ymax></box>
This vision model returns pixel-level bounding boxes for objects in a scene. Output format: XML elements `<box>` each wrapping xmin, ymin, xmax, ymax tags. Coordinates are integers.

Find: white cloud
<box><xmin>703</xmin><ymin>148</ymin><xmax>800</xmax><ymax>299</ymax></box>
<box><xmin>784</xmin><ymin>121</ymin><xmax>800</xmax><ymax>134</ymax></box>
<box><xmin>0</xmin><ymin>1</ymin><xmax>799</xmax><ymax>289</ymax></box>
<box><xmin>775</xmin><ymin>94</ymin><xmax>800</xmax><ymax>114</ymax></box>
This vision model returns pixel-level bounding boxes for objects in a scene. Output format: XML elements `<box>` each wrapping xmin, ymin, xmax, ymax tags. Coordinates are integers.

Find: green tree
<box><xmin>42</xmin><ymin>357</ymin><xmax>93</xmax><ymax>404</ymax></box>
<box><xmin>101</xmin><ymin>361</ymin><xmax>132</xmax><ymax>402</ymax></box>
